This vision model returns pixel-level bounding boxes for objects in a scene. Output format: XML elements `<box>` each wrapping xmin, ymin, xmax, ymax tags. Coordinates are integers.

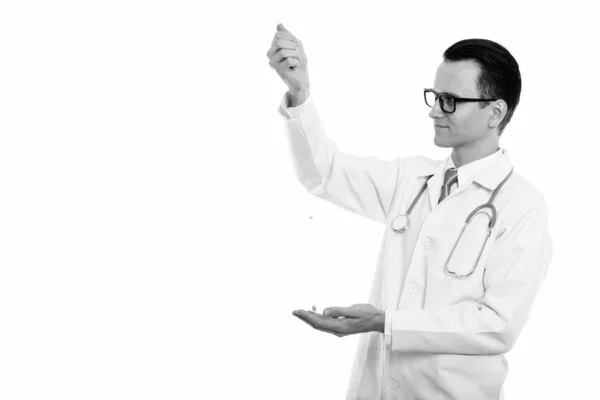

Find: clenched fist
<box><xmin>266</xmin><ymin>23</ymin><xmax>310</xmax><ymax>106</ymax></box>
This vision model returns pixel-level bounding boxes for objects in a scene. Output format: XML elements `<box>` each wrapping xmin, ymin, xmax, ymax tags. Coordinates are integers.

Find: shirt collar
<box><xmin>445</xmin><ymin>148</ymin><xmax>503</xmax><ymax>189</ymax></box>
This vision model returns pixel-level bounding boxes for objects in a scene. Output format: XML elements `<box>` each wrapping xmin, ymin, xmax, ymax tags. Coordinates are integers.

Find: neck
<box><xmin>451</xmin><ymin>136</ymin><xmax>500</xmax><ymax>168</ymax></box>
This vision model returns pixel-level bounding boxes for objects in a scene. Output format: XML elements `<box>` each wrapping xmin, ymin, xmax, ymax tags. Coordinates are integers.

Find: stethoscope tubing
<box><xmin>390</xmin><ymin>167</ymin><xmax>514</xmax><ymax>278</ymax></box>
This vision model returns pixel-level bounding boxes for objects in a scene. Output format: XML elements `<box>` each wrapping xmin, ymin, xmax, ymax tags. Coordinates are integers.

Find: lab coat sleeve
<box><xmin>278</xmin><ymin>91</ymin><xmax>404</xmax><ymax>223</ymax></box>
<box><xmin>384</xmin><ymin>310</ymin><xmax>392</xmax><ymax>345</ymax></box>
<box><xmin>388</xmin><ymin>197</ymin><xmax>553</xmax><ymax>355</ymax></box>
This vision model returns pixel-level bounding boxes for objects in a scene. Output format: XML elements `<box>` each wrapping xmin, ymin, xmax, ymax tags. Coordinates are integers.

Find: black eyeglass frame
<box><xmin>424</xmin><ymin>88</ymin><xmax>498</xmax><ymax>113</ymax></box>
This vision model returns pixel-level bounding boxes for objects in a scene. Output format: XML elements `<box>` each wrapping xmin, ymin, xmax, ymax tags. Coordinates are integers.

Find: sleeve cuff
<box><xmin>384</xmin><ymin>310</ymin><xmax>392</xmax><ymax>345</ymax></box>
<box><xmin>278</xmin><ymin>91</ymin><xmax>313</xmax><ymax>120</ymax></box>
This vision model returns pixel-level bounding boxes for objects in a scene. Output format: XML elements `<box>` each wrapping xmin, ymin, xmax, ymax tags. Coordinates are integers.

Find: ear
<box><xmin>488</xmin><ymin>99</ymin><xmax>507</xmax><ymax>129</ymax></box>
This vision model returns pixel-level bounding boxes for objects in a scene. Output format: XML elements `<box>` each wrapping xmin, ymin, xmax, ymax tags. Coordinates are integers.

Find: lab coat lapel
<box><xmin>426</xmin><ymin>161</ymin><xmax>448</xmax><ymax>210</ymax></box>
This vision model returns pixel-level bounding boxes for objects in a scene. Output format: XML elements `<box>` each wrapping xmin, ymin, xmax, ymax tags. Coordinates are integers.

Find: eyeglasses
<box><xmin>424</xmin><ymin>88</ymin><xmax>497</xmax><ymax>113</ymax></box>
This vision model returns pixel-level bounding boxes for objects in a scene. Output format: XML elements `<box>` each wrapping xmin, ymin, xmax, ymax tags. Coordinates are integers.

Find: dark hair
<box><xmin>443</xmin><ymin>39</ymin><xmax>521</xmax><ymax>135</ymax></box>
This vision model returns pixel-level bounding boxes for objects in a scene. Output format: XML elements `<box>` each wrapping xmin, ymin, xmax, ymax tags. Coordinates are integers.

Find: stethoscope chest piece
<box><xmin>391</xmin><ymin>214</ymin><xmax>409</xmax><ymax>233</ymax></box>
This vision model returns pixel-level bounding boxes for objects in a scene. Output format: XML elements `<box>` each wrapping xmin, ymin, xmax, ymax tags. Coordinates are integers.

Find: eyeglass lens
<box><xmin>425</xmin><ymin>91</ymin><xmax>454</xmax><ymax>113</ymax></box>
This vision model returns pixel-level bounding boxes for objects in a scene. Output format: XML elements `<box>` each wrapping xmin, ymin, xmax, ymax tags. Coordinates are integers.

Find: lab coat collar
<box><xmin>421</xmin><ymin>148</ymin><xmax>512</xmax><ymax>209</ymax></box>
<box><xmin>471</xmin><ymin>148</ymin><xmax>512</xmax><ymax>190</ymax></box>
<box><xmin>419</xmin><ymin>148</ymin><xmax>512</xmax><ymax>189</ymax></box>
<box><xmin>415</xmin><ymin>158</ymin><xmax>442</xmax><ymax>178</ymax></box>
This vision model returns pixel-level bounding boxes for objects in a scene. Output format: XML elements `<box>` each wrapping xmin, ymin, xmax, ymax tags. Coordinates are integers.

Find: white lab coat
<box><xmin>278</xmin><ymin>93</ymin><xmax>553</xmax><ymax>400</ymax></box>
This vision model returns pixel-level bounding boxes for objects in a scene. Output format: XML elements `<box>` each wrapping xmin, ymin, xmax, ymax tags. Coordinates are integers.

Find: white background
<box><xmin>0</xmin><ymin>1</ymin><xmax>598</xmax><ymax>399</ymax></box>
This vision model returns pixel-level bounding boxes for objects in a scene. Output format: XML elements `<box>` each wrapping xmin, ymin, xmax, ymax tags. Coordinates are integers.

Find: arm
<box><xmin>385</xmin><ymin>198</ymin><xmax>553</xmax><ymax>354</ymax></box>
<box><xmin>280</xmin><ymin>91</ymin><xmax>404</xmax><ymax>223</ymax></box>
<box><xmin>267</xmin><ymin>25</ymin><xmax>403</xmax><ymax>224</ymax></box>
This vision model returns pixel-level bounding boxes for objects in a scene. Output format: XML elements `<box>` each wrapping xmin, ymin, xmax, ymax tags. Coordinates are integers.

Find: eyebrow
<box><xmin>435</xmin><ymin>89</ymin><xmax>461</xmax><ymax>97</ymax></box>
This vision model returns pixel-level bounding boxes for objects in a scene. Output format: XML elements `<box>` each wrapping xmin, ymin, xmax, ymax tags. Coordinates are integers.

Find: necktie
<box><xmin>438</xmin><ymin>168</ymin><xmax>458</xmax><ymax>204</ymax></box>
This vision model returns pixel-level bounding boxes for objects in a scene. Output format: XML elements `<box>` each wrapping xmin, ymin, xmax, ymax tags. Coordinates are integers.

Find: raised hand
<box><xmin>266</xmin><ymin>23</ymin><xmax>310</xmax><ymax>104</ymax></box>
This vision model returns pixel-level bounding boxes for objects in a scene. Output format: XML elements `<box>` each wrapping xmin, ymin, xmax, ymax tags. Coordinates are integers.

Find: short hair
<box><xmin>443</xmin><ymin>39</ymin><xmax>521</xmax><ymax>135</ymax></box>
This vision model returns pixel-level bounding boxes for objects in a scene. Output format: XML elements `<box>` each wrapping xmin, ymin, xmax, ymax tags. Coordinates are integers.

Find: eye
<box><xmin>441</xmin><ymin>94</ymin><xmax>455</xmax><ymax>108</ymax></box>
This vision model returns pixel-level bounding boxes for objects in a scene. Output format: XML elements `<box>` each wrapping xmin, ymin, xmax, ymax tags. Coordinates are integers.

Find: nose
<box><xmin>428</xmin><ymin>98</ymin><xmax>444</xmax><ymax>119</ymax></box>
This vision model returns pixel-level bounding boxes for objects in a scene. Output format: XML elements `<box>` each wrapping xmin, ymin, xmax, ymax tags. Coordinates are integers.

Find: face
<box><xmin>429</xmin><ymin>60</ymin><xmax>496</xmax><ymax>149</ymax></box>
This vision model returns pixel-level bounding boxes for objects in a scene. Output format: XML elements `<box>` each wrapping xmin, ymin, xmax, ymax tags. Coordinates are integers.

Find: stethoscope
<box><xmin>391</xmin><ymin>167</ymin><xmax>514</xmax><ymax>278</ymax></box>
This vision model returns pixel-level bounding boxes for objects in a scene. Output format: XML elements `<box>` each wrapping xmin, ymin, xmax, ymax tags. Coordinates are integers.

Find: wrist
<box><xmin>373</xmin><ymin>310</ymin><xmax>385</xmax><ymax>334</ymax></box>
<box><xmin>289</xmin><ymin>88</ymin><xmax>310</xmax><ymax>107</ymax></box>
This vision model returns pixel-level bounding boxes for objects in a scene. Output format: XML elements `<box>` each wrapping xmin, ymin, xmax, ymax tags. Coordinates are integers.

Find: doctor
<box><xmin>267</xmin><ymin>24</ymin><xmax>552</xmax><ymax>400</ymax></box>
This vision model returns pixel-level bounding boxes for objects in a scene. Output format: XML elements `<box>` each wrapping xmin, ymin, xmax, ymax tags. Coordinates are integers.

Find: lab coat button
<box><xmin>390</xmin><ymin>380</ymin><xmax>399</xmax><ymax>389</ymax></box>
<box><xmin>409</xmin><ymin>284</ymin><xmax>418</xmax><ymax>293</ymax></box>
<box><xmin>422</xmin><ymin>237</ymin><xmax>431</xmax><ymax>246</ymax></box>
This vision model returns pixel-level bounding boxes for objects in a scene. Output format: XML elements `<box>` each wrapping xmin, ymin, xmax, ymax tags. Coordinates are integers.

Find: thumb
<box><xmin>277</xmin><ymin>23</ymin><xmax>290</xmax><ymax>33</ymax></box>
<box><xmin>323</xmin><ymin>307</ymin><xmax>342</xmax><ymax>318</ymax></box>
<box><xmin>324</xmin><ymin>306</ymin><xmax>367</xmax><ymax>318</ymax></box>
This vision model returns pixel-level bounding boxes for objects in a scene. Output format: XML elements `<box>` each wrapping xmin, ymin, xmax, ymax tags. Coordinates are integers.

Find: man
<box><xmin>266</xmin><ymin>23</ymin><xmax>552</xmax><ymax>400</ymax></box>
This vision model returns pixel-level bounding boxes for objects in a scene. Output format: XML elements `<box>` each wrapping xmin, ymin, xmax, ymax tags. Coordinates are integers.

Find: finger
<box><xmin>277</xmin><ymin>23</ymin><xmax>292</xmax><ymax>35</ymax></box>
<box><xmin>285</xmin><ymin>58</ymin><xmax>299</xmax><ymax>68</ymax></box>
<box><xmin>270</xmin><ymin>54</ymin><xmax>301</xmax><ymax>70</ymax></box>
<box><xmin>266</xmin><ymin>45</ymin><xmax>277</xmax><ymax>60</ymax></box>
<box><xmin>323</xmin><ymin>306</ymin><xmax>361</xmax><ymax>318</ymax></box>
<box><xmin>274</xmin><ymin>38</ymin><xmax>297</xmax><ymax>50</ymax></box>
<box><xmin>292</xmin><ymin>311</ymin><xmax>319</xmax><ymax>328</ymax></box>
<box><xmin>275</xmin><ymin>31</ymin><xmax>301</xmax><ymax>45</ymax></box>
<box><xmin>297</xmin><ymin>317</ymin><xmax>345</xmax><ymax>337</ymax></box>
<box><xmin>268</xmin><ymin>47</ymin><xmax>299</xmax><ymax>63</ymax></box>
<box><xmin>293</xmin><ymin>310</ymin><xmax>344</xmax><ymax>332</ymax></box>
<box><xmin>293</xmin><ymin>312</ymin><xmax>345</xmax><ymax>336</ymax></box>
<box><xmin>323</xmin><ymin>307</ymin><xmax>342</xmax><ymax>318</ymax></box>
<box><xmin>293</xmin><ymin>309</ymin><xmax>322</xmax><ymax>318</ymax></box>
<box><xmin>266</xmin><ymin>39</ymin><xmax>297</xmax><ymax>59</ymax></box>
<box><xmin>269</xmin><ymin>48</ymin><xmax>301</xmax><ymax>68</ymax></box>
<box><xmin>293</xmin><ymin>312</ymin><xmax>317</xmax><ymax>326</ymax></box>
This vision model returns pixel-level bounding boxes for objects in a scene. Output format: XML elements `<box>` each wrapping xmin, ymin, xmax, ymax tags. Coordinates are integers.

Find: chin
<box><xmin>433</xmin><ymin>135</ymin><xmax>454</xmax><ymax>148</ymax></box>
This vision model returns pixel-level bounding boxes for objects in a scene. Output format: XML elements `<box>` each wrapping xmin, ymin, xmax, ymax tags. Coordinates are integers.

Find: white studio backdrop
<box><xmin>0</xmin><ymin>1</ymin><xmax>598</xmax><ymax>399</ymax></box>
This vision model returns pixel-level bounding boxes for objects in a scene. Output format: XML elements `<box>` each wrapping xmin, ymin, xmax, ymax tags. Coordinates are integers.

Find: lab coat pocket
<box><xmin>426</xmin><ymin>214</ymin><xmax>497</xmax><ymax>307</ymax></box>
<box><xmin>436</xmin><ymin>353</ymin><xmax>506</xmax><ymax>400</ymax></box>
